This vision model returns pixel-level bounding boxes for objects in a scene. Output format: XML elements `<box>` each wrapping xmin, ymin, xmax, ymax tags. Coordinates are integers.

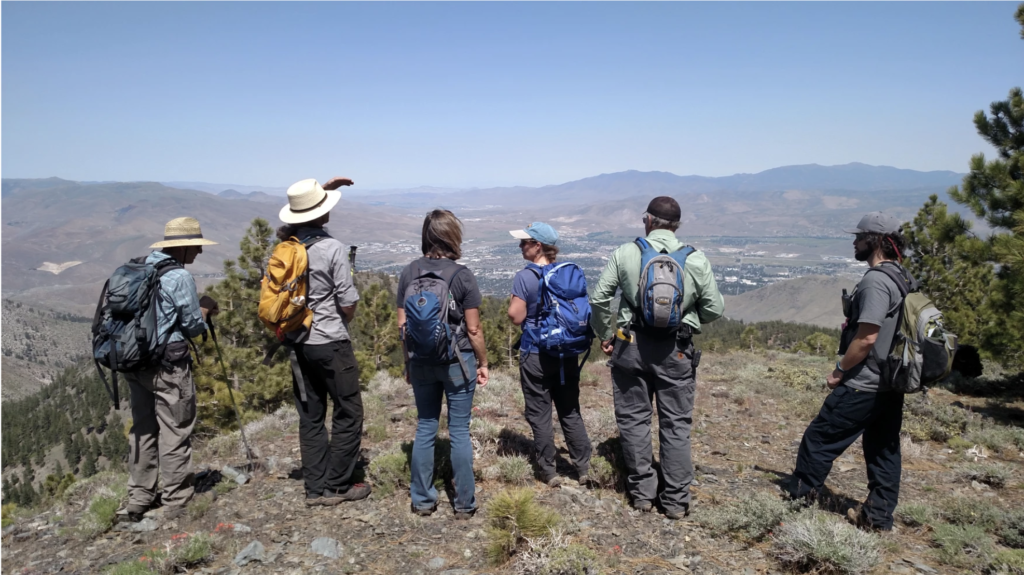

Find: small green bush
<box><xmin>1000</xmin><ymin>510</ymin><xmax>1024</xmax><ymax>549</ymax></box>
<box><xmin>1</xmin><ymin>503</ymin><xmax>18</xmax><ymax>528</ymax></box>
<box><xmin>989</xmin><ymin>549</ymin><xmax>1024</xmax><ymax>574</ymax></box>
<box><xmin>896</xmin><ymin>503</ymin><xmax>935</xmax><ymax>527</ymax></box>
<box><xmin>497</xmin><ymin>455</ymin><xmax>533</xmax><ymax>485</ymax></box>
<box><xmin>932</xmin><ymin>523</ymin><xmax>994</xmax><ymax>569</ymax></box>
<box><xmin>486</xmin><ymin>488</ymin><xmax>560</xmax><ymax>565</ymax></box>
<box><xmin>214</xmin><ymin>477</ymin><xmax>237</xmax><ymax>496</ymax></box>
<box><xmin>187</xmin><ymin>494</ymin><xmax>213</xmax><ymax>520</ymax></box>
<box><xmin>967</xmin><ymin>426</ymin><xmax>1024</xmax><ymax>453</ymax></box>
<box><xmin>947</xmin><ymin>436</ymin><xmax>973</xmax><ymax>451</ymax></box>
<box><xmin>470</xmin><ymin>418</ymin><xmax>502</xmax><ymax>442</ymax></box>
<box><xmin>173</xmin><ymin>532</ymin><xmax>213</xmax><ymax>567</ymax></box>
<box><xmin>957</xmin><ymin>463</ymin><xmax>1012</xmax><ymax>489</ymax></box>
<box><xmin>84</xmin><ymin>494</ymin><xmax>120</xmax><ymax>535</ymax></box>
<box><xmin>904</xmin><ymin>398</ymin><xmax>971</xmax><ymax>443</ymax></box>
<box><xmin>587</xmin><ymin>455</ymin><xmax>619</xmax><ymax>490</ymax></box>
<box><xmin>938</xmin><ymin>496</ymin><xmax>1003</xmax><ymax>530</ymax></box>
<box><xmin>539</xmin><ymin>544</ymin><xmax>601</xmax><ymax>575</ymax></box>
<box><xmin>367</xmin><ymin>449</ymin><xmax>409</xmax><ymax>498</ymax></box>
<box><xmin>365</xmin><ymin>423</ymin><xmax>389</xmax><ymax>443</ymax></box>
<box><xmin>771</xmin><ymin>509</ymin><xmax>881</xmax><ymax>575</ymax></box>
<box><xmin>696</xmin><ymin>492</ymin><xmax>799</xmax><ymax>541</ymax></box>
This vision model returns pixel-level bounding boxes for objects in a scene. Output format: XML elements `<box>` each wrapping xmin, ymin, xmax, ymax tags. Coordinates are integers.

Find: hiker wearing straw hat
<box><xmin>274</xmin><ymin>177</ymin><xmax>372</xmax><ymax>506</ymax></box>
<box><xmin>117</xmin><ymin>217</ymin><xmax>220</xmax><ymax>523</ymax></box>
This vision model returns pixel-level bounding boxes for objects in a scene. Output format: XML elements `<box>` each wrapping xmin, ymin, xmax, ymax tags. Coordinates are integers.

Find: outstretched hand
<box><xmin>323</xmin><ymin>177</ymin><xmax>354</xmax><ymax>190</ymax></box>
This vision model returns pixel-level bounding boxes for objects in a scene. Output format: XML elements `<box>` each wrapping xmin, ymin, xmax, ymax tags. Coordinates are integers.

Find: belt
<box><xmin>615</xmin><ymin>328</ymin><xmax>634</xmax><ymax>342</ymax></box>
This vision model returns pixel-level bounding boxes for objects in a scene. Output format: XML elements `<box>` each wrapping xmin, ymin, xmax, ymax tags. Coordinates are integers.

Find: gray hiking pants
<box><xmin>519</xmin><ymin>352</ymin><xmax>592</xmax><ymax>480</ymax></box>
<box><xmin>610</xmin><ymin>331</ymin><xmax>696</xmax><ymax>514</ymax></box>
<box><xmin>125</xmin><ymin>356</ymin><xmax>196</xmax><ymax>511</ymax></box>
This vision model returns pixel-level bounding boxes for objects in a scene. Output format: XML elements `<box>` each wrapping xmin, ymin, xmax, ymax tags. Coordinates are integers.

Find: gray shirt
<box><xmin>840</xmin><ymin>263</ymin><xmax>903</xmax><ymax>392</ymax></box>
<box><xmin>295</xmin><ymin>228</ymin><xmax>359</xmax><ymax>346</ymax></box>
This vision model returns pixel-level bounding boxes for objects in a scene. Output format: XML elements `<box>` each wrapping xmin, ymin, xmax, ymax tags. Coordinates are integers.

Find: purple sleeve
<box><xmin>512</xmin><ymin>270</ymin><xmax>532</xmax><ymax>302</ymax></box>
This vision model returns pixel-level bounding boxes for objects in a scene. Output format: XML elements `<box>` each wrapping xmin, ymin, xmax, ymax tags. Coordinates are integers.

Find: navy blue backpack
<box><xmin>633</xmin><ymin>238</ymin><xmax>695</xmax><ymax>334</ymax></box>
<box><xmin>401</xmin><ymin>263</ymin><xmax>471</xmax><ymax>382</ymax></box>
<box><xmin>523</xmin><ymin>261</ymin><xmax>594</xmax><ymax>382</ymax></box>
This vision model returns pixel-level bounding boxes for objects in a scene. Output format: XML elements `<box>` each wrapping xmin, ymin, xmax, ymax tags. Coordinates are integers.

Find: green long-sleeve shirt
<box><xmin>590</xmin><ymin>229</ymin><xmax>725</xmax><ymax>341</ymax></box>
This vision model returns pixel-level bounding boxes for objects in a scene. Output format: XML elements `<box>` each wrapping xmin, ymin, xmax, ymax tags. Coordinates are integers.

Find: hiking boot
<box><xmin>163</xmin><ymin>505</ymin><xmax>187</xmax><ymax>521</ymax></box>
<box><xmin>632</xmin><ymin>500</ymin><xmax>653</xmax><ymax>513</ymax></box>
<box><xmin>115</xmin><ymin>503</ymin><xmax>150</xmax><ymax>524</ymax></box>
<box><xmin>411</xmin><ymin>503</ymin><xmax>437</xmax><ymax>517</ymax></box>
<box><xmin>577</xmin><ymin>474</ymin><xmax>597</xmax><ymax>488</ymax></box>
<box><xmin>543</xmin><ymin>475</ymin><xmax>563</xmax><ymax>488</ymax></box>
<box><xmin>664</xmin><ymin>507</ymin><xmax>690</xmax><ymax>521</ymax></box>
<box><xmin>322</xmin><ymin>483</ymin><xmax>372</xmax><ymax>505</ymax></box>
<box><xmin>454</xmin><ymin>509</ymin><xmax>476</xmax><ymax>521</ymax></box>
<box><xmin>846</xmin><ymin>506</ymin><xmax>892</xmax><ymax>532</ymax></box>
<box><xmin>305</xmin><ymin>495</ymin><xmax>326</xmax><ymax>507</ymax></box>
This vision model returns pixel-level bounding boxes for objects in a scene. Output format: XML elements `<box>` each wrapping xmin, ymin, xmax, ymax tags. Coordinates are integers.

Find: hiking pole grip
<box><xmin>348</xmin><ymin>246</ymin><xmax>357</xmax><ymax>275</ymax></box>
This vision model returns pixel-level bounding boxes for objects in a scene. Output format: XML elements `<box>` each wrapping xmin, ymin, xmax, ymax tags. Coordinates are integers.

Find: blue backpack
<box><xmin>401</xmin><ymin>262</ymin><xmax>471</xmax><ymax>382</ymax></box>
<box><xmin>633</xmin><ymin>238</ymin><xmax>695</xmax><ymax>335</ymax></box>
<box><xmin>523</xmin><ymin>261</ymin><xmax>594</xmax><ymax>382</ymax></box>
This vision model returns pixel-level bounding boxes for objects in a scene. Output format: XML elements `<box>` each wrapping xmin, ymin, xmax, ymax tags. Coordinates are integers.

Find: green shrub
<box><xmin>83</xmin><ymin>494</ymin><xmax>120</xmax><ymax>536</ymax></box>
<box><xmin>486</xmin><ymin>488</ymin><xmax>560</xmax><ymax>565</ymax></box>
<box><xmin>696</xmin><ymin>492</ymin><xmax>799</xmax><ymax>541</ymax></box>
<box><xmin>771</xmin><ymin>509</ymin><xmax>881</xmax><ymax>575</ymax></box>
<box><xmin>187</xmin><ymin>494</ymin><xmax>213</xmax><ymax>520</ymax></box>
<box><xmin>966</xmin><ymin>426</ymin><xmax>1024</xmax><ymax>453</ymax></box>
<box><xmin>213</xmin><ymin>477</ymin><xmax>237</xmax><ymax>496</ymax></box>
<box><xmin>365</xmin><ymin>423</ymin><xmax>388</xmax><ymax>443</ymax></box>
<box><xmin>903</xmin><ymin>397</ymin><xmax>971</xmax><ymax>442</ymax></box>
<box><xmin>938</xmin><ymin>496</ymin><xmax>1003</xmax><ymax>530</ymax></box>
<box><xmin>1001</xmin><ymin>510</ymin><xmax>1024</xmax><ymax>549</ymax></box>
<box><xmin>470</xmin><ymin>418</ymin><xmax>502</xmax><ymax>442</ymax></box>
<box><xmin>947</xmin><ymin>436</ymin><xmax>973</xmax><ymax>451</ymax></box>
<box><xmin>957</xmin><ymin>463</ymin><xmax>1012</xmax><ymax>489</ymax></box>
<box><xmin>497</xmin><ymin>455</ymin><xmax>533</xmax><ymax>485</ymax></box>
<box><xmin>932</xmin><ymin>524</ymin><xmax>994</xmax><ymax>569</ymax></box>
<box><xmin>539</xmin><ymin>544</ymin><xmax>601</xmax><ymax>575</ymax></box>
<box><xmin>1</xmin><ymin>503</ymin><xmax>18</xmax><ymax>528</ymax></box>
<box><xmin>989</xmin><ymin>549</ymin><xmax>1024</xmax><ymax>574</ymax></box>
<box><xmin>896</xmin><ymin>503</ymin><xmax>935</xmax><ymax>527</ymax></box>
<box><xmin>367</xmin><ymin>449</ymin><xmax>409</xmax><ymax>498</ymax></box>
<box><xmin>587</xmin><ymin>455</ymin><xmax>620</xmax><ymax>490</ymax></box>
<box><xmin>172</xmin><ymin>532</ymin><xmax>213</xmax><ymax>568</ymax></box>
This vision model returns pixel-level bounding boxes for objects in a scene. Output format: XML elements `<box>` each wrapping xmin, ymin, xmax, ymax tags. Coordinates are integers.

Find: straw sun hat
<box><xmin>149</xmin><ymin>217</ymin><xmax>219</xmax><ymax>249</ymax></box>
<box><xmin>279</xmin><ymin>178</ymin><xmax>342</xmax><ymax>224</ymax></box>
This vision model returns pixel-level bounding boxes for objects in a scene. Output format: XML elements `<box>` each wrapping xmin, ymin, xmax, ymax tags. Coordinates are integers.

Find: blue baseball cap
<box><xmin>509</xmin><ymin>222</ymin><xmax>559</xmax><ymax>245</ymax></box>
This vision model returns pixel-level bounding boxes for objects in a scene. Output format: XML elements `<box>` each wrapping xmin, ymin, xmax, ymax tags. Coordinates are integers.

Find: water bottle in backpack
<box><xmin>633</xmin><ymin>237</ymin><xmax>696</xmax><ymax>334</ymax></box>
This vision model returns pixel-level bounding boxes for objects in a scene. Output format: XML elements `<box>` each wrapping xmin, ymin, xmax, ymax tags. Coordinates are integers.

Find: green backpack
<box><xmin>870</xmin><ymin>264</ymin><xmax>958</xmax><ymax>393</ymax></box>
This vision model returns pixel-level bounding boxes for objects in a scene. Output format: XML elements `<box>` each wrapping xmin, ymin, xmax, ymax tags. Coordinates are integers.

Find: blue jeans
<box><xmin>409</xmin><ymin>353</ymin><xmax>477</xmax><ymax>512</ymax></box>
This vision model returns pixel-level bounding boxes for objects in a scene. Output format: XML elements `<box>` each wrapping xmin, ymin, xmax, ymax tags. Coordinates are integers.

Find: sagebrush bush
<box><xmin>932</xmin><ymin>523</ymin><xmax>994</xmax><ymax>568</ymax></box>
<box><xmin>938</xmin><ymin>496</ymin><xmax>1003</xmax><ymax>530</ymax></box>
<box><xmin>173</xmin><ymin>533</ymin><xmax>213</xmax><ymax>567</ymax></box>
<box><xmin>990</xmin><ymin>549</ymin><xmax>1024</xmax><ymax>574</ymax></box>
<box><xmin>903</xmin><ymin>397</ymin><xmax>971</xmax><ymax>442</ymax></box>
<box><xmin>470</xmin><ymin>418</ymin><xmax>502</xmax><ymax>443</ymax></box>
<box><xmin>956</xmin><ymin>463</ymin><xmax>1012</xmax><ymax>488</ymax></box>
<box><xmin>896</xmin><ymin>503</ymin><xmax>935</xmax><ymax>527</ymax></box>
<box><xmin>587</xmin><ymin>455</ymin><xmax>619</xmax><ymax>490</ymax></box>
<box><xmin>967</xmin><ymin>426</ymin><xmax>1024</xmax><ymax>453</ymax></box>
<box><xmin>80</xmin><ymin>491</ymin><xmax>121</xmax><ymax>536</ymax></box>
<box><xmin>539</xmin><ymin>544</ymin><xmax>601</xmax><ymax>575</ymax></box>
<box><xmin>367</xmin><ymin>449</ymin><xmax>410</xmax><ymax>498</ymax></box>
<box><xmin>498</xmin><ymin>455</ymin><xmax>533</xmax><ymax>485</ymax></box>
<box><xmin>1001</xmin><ymin>510</ymin><xmax>1024</xmax><ymax>549</ymax></box>
<box><xmin>365</xmin><ymin>423</ymin><xmax>389</xmax><ymax>443</ymax></box>
<box><xmin>771</xmin><ymin>509</ymin><xmax>881</xmax><ymax>574</ymax></box>
<box><xmin>696</xmin><ymin>492</ymin><xmax>799</xmax><ymax>541</ymax></box>
<box><xmin>486</xmin><ymin>488</ymin><xmax>560</xmax><ymax>565</ymax></box>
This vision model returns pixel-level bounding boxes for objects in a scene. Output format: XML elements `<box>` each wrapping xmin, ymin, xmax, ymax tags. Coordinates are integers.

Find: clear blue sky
<box><xmin>3</xmin><ymin>2</ymin><xmax>1022</xmax><ymax>189</ymax></box>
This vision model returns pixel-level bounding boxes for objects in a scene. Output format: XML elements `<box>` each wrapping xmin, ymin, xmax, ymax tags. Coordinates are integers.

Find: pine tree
<box><xmin>89</xmin><ymin>435</ymin><xmax>102</xmax><ymax>460</ymax></box>
<box><xmin>741</xmin><ymin>326</ymin><xmax>762</xmax><ymax>352</ymax></box>
<box><xmin>351</xmin><ymin>281</ymin><xmax>401</xmax><ymax>380</ymax></box>
<box><xmin>904</xmin><ymin>195</ymin><xmax>994</xmax><ymax>346</ymax></box>
<box><xmin>907</xmin><ymin>5</ymin><xmax>1024</xmax><ymax>368</ymax></box>
<box><xmin>81</xmin><ymin>452</ymin><xmax>97</xmax><ymax>478</ymax></box>
<box><xmin>54</xmin><ymin>461</ymin><xmax>64</xmax><ymax>479</ymax></box>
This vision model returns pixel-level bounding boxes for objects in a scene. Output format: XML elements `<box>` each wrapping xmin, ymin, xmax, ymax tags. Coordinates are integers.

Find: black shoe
<box><xmin>411</xmin><ymin>503</ymin><xmax>437</xmax><ymax>517</ymax></box>
<box><xmin>305</xmin><ymin>495</ymin><xmax>326</xmax><ymax>507</ymax></box>
<box><xmin>633</xmin><ymin>500</ymin><xmax>653</xmax><ymax>513</ymax></box>
<box><xmin>664</xmin><ymin>507</ymin><xmax>689</xmax><ymax>520</ymax></box>
<box><xmin>323</xmin><ymin>483</ymin><xmax>372</xmax><ymax>505</ymax></box>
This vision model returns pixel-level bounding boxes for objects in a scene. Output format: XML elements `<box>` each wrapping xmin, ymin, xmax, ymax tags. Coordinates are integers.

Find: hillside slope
<box><xmin>723</xmin><ymin>275</ymin><xmax>855</xmax><ymax>330</ymax></box>
<box><xmin>0</xmin><ymin>300</ymin><xmax>92</xmax><ymax>400</ymax></box>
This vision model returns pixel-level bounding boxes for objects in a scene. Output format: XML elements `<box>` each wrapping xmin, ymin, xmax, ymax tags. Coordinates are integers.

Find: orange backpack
<box><xmin>258</xmin><ymin>236</ymin><xmax>324</xmax><ymax>339</ymax></box>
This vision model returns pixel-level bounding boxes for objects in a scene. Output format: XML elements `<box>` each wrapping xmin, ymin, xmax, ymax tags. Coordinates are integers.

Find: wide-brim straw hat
<box><xmin>279</xmin><ymin>178</ymin><xmax>341</xmax><ymax>224</ymax></box>
<box><xmin>150</xmin><ymin>217</ymin><xmax>219</xmax><ymax>248</ymax></box>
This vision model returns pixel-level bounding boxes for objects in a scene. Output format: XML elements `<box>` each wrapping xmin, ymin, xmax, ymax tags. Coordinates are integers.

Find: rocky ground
<box><xmin>3</xmin><ymin>351</ymin><xmax>1023</xmax><ymax>574</ymax></box>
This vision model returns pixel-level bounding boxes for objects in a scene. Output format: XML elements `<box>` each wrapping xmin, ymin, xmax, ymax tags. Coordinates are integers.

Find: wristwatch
<box><xmin>835</xmin><ymin>361</ymin><xmax>847</xmax><ymax>374</ymax></box>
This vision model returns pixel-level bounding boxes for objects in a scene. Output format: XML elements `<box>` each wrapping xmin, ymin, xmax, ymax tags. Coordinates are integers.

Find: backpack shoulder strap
<box><xmin>91</xmin><ymin>279</ymin><xmax>111</xmax><ymax>334</ymax></box>
<box><xmin>866</xmin><ymin>263</ymin><xmax>911</xmax><ymax>299</ymax></box>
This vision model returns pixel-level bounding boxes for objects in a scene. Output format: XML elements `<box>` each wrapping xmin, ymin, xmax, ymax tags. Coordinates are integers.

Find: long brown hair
<box><xmin>541</xmin><ymin>243</ymin><xmax>559</xmax><ymax>263</ymax></box>
<box><xmin>421</xmin><ymin>209</ymin><xmax>463</xmax><ymax>260</ymax></box>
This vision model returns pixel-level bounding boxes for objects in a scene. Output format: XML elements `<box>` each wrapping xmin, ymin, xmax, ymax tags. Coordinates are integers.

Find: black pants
<box><xmin>292</xmin><ymin>340</ymin><xmax>363</xmax><ymax>497</ymax></box>
<box><xmin>519</xmin><ymin>352</ymin><xmax>592</xmax><ymax>480</ymax></box>
<box><xmin>789</xmin><ymin>385</ymin><xmax>905</xmax><ymax>529</ymax></box>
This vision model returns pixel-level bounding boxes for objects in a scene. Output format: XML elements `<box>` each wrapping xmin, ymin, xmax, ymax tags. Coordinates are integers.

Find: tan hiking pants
<box><xmin>125</xmin><ymin>357</ymin><xmax>196</xmax><ymax>510</ymax></box>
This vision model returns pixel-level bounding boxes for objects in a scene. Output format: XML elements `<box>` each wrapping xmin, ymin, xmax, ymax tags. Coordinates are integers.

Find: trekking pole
<box><xmin>207</xmin><ymin>315</ymin><xmax>257</xmax><ymax>472</ymax></box>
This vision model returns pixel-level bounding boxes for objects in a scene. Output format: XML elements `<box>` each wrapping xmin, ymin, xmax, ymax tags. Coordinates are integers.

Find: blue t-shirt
<box><xmin>511</xmin><ymin>266</ymin><xmax>543</xmax><ymax>352</ymax></box>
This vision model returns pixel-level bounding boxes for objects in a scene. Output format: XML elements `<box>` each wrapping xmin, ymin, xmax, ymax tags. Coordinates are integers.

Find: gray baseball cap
<box><xmin>844</xmin><ymin>211</ymin><xmax>902</xmax><ymax>234</ymax></box>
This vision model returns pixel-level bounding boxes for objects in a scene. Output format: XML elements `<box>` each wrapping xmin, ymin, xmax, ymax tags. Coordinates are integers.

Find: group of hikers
<box><xmin>94</xmin><ymin>176</ymin><xmax>934</xmax><ymax>533</ymax></box>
